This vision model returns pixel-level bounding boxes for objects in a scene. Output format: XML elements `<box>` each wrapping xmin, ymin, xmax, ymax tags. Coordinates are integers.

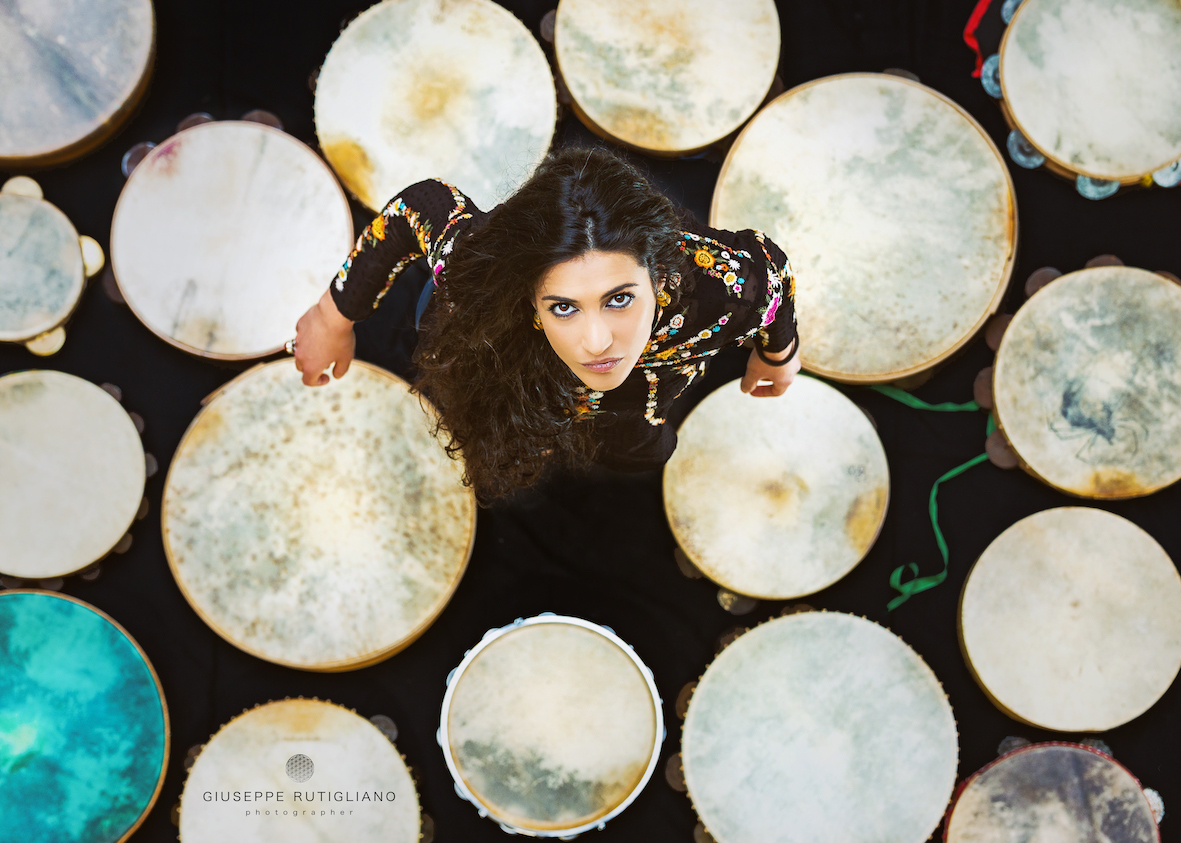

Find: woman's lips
<box><xmin>582</xmin><ymin>357</ymin><xmax>622</xmax><ymax>373</ymax></box>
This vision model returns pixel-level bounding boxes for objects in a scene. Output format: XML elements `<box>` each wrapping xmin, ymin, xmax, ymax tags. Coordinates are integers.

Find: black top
<box><xmin>330</xmin><ymin>179</ymin><xmax>798</xmax><ymax>470</ymax></box>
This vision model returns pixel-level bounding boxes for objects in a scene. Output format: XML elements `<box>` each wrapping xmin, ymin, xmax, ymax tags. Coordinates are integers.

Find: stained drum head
<box><xmin>162</xmin><ymin>361</ymin><xmax>475</xmax><ymax>670</ymax></box>
<box><xmin>1000</xmin><ymin>0</ymin><xmax>1181</xmax><ymax>182</ymax></box>
<box><xmin>712</xmin><ymin>73</ymin><xmax>1015</xmax><ymax>383</ymax></box>
<box><xmin>0</xmin><ymin>370</ymin><xmax>145</xmax><ymax>578</ymax></box>
<box><xmin>441</xmin><ymin>616</ymin><xmax>662</xmax><ymax>835</ymax></box>
<box><xmin>682</xmin><ymin>612</ymin><xmax>958</xmax><ymax>843</ymax></box>
<box><xmin>554</xmin><ymin>0</ymin><xmax>779</xmax><ymax>154</ymax></box>
<box><xmin>180</xmin><ymin>699</ymin><xmax>420</xmax><ymax>842</ymax></box>
<box><xmin>0</xmin><ymin>591</ymin><xmax>168</xmax><ymax>842</ymax></box>
<box><xmin>959</xmin><ymin>507</ymin><xmax>1181</xmax><ymax>732</ymax></box>
<box><xmin>0</xmin><ymin>194</ymin><xmax>84</xmax><ymax>342</ymax></box>
<box><xmin>314</xmin><ymin>0</ymin><xmax>556</xmax><ymax>212</ymax></box>
<box><xmin>946</xmin><ymin>743</ymin><xmax>1160</xmax><ymax>843</ymax></box>
<box><xmin>993</xmin><ymin>266</ymin><xmax>1181</xmax><ymax>498</ymax></box>
<box><xmin>110</xmin><ymin>121</ymin><xmax>353</xmax><ymax>359</ymax></box>
<box><xmin>664</xmin><ymin>377</ymin><xmax>888</xmax><ymax>599</ymax></box>
<box><xmin>0</xmin><ymin>0</ymin><xmax>154</xmax><ymax>167</ymax></box>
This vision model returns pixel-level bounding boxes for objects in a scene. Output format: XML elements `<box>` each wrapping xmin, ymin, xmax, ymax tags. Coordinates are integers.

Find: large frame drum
<box><xmin>959</xmin><ymin>507</ymin><xmax>1181</xmax><ymax>732</ymax></box>
<box><xmin>0</xmin><ymin>0</ymin><xmax>155</xmax><ymax>168</ymax></box>
<box><xmin>109</xmin><ymin>120</ymin><xmax>353</xmax><ymax>360</ymax></box>
<box><xmin>314</xmin><ymin>0</ymin><xmax>556</xmax><ymax>213</ymax></box>
<box><xmin>439</xmin><ymin>615</ymin><xmax>663</xmax><ymax>836</ymax></box>
<box><xmin>712</xmin><ymin>73</ymin><xmax>1016</xmax><ymax>384</ymax></box>
<box><xmin>162</xmin><ymin>360</ymin><xmax>476</xmax><ymax>671</ymax></box>
<box><xmin>992</xmin><ymin>266</ymin><xmax>1181</xmax><ymax>498</ymax></box>
<box><xmin>0</xmin><ymin>370</ymin><xmax>145</xmax><ymax>579</ymax></box>
<box><xmin>0</xmin><ymin>590</ymin><xmax>169</xmax><ymax>843</ymax></box>
<box><xmin>664</xmin><ymin>377</ymin><xmax>889</xmax><ymax>599</ymax></box>
<box><xmin>680</xmin><ymin>612</ymin><xmax>958</xmax><ymax>843</ymax></box>
<box><xmin>179</xmin><ymin>699</ymin><xmax>421</xmax><ymax>843</ymax></box>
<box><xmin>945</xmin><ymin>742</ymin><xmax>1162</xmax><ymax>842</ymax></box>
<box><xmin>992</xmin><ymin>0</ymin><xmax>1181</xmax><ymax>196</ymax></box>
<box><xmin>553</xmin><ymin>0</ymin><xmax>780</xmax><ymax>155</ymax></box>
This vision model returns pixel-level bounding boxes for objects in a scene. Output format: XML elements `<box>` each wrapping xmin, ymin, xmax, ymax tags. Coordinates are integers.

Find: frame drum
<box><xmin>109</xmin><ymin>121</ymin><xmax>353</xmax><ymax>360</ymax></box>
<box><xmin>0</xmin><ymin>370</ymin><xmax>145</xmax><ymax>579</ymax></box>
<box><xmin>314</xmin><ymin>0</ymin><xmax>556</xmax><ymax>213</ymax></box>
<box><xmin>554</xmin><ymin>0</ymin><xmax>780</xmax><ymax>155</ymax></box>
<box><xmin>439</xmin><ymin>615</ymin><xmax>663</xmax><ymax>836</ymax></box>
<box><xmin>999</xmin><ymin>0</ymin><xmax>1181</xmax><ymax>186</ymax></box>
<box><xmin>992</xmin><ymin>266</ymin><xmax>1181</xmax><ymax>498</ymax></box>
<box><xmin>945</xmin><ymin>743</ymin><xmax>1160</xmax><ymax>843</ymax></box>
<box><xmin>712</xmin><ymin>73</ymin><xmax>1016</xmax><ymax>383</ymax></box>
<box><xmin>664</xmin><ymin>377</ymin><xmax>889</xmax><ymax>599</ymax></box>
<box><xmin>180</xmin><ymin>699</ymin><xmax>420</xmax><ymax>842</ymax></box>
<box><xmin>162</xmin><ymin>360</ymin><xmax>475</xmax><ymax>671</ymax></box>
<box><xmin>0</xmin><ymin>0</ymin><xmax>154</xmax><ymax>168</ymax></box>
<box><xmin>0</xmin><ymin>591</ymin><xmax>168</xmax><ymax>843</ymax></box>
<box><xmin>959</xmin><ymin>507</ymin><xmax>1181</xmax><ymax>732</ymax></box>
<box><xmin>682</xmin><ymin>612</ymin><xmax>958</xmax><ymax>843</ymax></box>
<box><xmin>0</xmin><ymin>193</ymin><xmax>85</xmax><ymax>346</ymax></box>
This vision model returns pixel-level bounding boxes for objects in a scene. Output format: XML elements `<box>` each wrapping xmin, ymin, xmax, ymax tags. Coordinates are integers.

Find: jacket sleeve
<box><xmin>329</xmin><ymin>179</ymin><xmax>473</xmax><ymax>321</ymax></box>
<box><xmin>754</xmin><ymin>232</ymin><xmax>799</xmax><ymax>355</ymax></box>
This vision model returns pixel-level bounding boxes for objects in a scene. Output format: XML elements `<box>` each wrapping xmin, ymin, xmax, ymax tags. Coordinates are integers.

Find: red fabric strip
<box><xmin>963</xmin><ymin>0</ymin><xmax>994</xmax><ymax>78</ymax></box>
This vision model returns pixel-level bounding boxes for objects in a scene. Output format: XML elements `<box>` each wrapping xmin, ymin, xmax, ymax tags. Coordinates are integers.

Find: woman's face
<box><xmin>534</xmin><ymin>250</ymin><xmax>658</xmax><ymax>391</ymax></box>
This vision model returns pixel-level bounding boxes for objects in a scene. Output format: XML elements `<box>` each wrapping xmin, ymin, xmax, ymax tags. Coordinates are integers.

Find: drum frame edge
<box><xmin>160</xmin><ymin>359</ymin><xmax>477</xmax><ymax>672</ymax></box>
<box><xmin>0</xmin><ymin>589</ymin><xmax>171</xmax><ymax>843</ymax></box>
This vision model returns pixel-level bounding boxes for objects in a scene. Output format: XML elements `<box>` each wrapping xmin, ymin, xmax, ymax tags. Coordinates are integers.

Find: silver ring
<box><xmin>284</xmin><ymin>338</ymin><xmax>296</xmax><ymax>354</ymax></box>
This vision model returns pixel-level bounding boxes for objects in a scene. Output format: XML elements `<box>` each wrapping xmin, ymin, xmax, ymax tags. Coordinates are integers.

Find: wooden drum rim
<box><xmin>161</xmin><ymin>360</ymin><xmax>477</xmax><ymax>672</ymax></box>
<box><xmin>0</xmin><ymin>194</ymin><xmax>85</xmax><ymax>344</ymax></box>
<box><xmin>0</xmin><ymin>589</ymin><xmax>170</xmax><ymax>843</ymax></box>
<box><xmin>711</xmin><ymin>72</ymin><xmax>1017</xmax><ymax>384</ymax></box>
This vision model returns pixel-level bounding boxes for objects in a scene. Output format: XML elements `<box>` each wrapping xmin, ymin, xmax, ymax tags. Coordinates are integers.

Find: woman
<box><xmin>293</xmin><ymin>147</ymin><xmax>799</xmax><ymax>502</ymax></box>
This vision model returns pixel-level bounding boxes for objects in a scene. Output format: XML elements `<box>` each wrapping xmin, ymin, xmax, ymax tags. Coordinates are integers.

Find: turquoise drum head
<box><xmin>0</xmin><ymin>591</ymin><xmax>168</xmax><ymax>842</ymax></box>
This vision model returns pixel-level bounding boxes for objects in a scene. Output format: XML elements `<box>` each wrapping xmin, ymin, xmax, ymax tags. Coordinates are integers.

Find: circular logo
<box><xmin>286</xmin><ymin>754</ymin><xmax>314</xmax><ymax>783</ymax></box>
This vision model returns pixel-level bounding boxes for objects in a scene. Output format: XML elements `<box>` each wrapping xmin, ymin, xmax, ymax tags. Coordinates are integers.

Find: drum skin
<box><xmin>554</xmin><ymin>0</ymin><xmax>779</xmax><ymax>155</ymax></box>
<box><xmin>0</xmin><ymin>194</ymin><xmax>84</xmax><ymax>343</ymax></box>
<box><xmin>0</xmin><ymin>370</ymin><xmax>145</xmax><ymax>579</ymax></box>
<box><xmin>162</xmin><ymin>361</ymin><xmax>476</xmax><ymax>671</ymax></box>
<box><xmin>959</xmin><ymin>507</ymin><xmax>1181</xmax><ymax>732</ymax></box>
<box><xmin>682</xmin><ymin>612</ymin><xmax>958</xmax><ymax>843</ymax></box>
<box><xmin>664</xmin><ymin>377</ymin><xmax>888</xmax><ymax>599</ymax></box>
<box><xmin>314</xmin><ymin>0</ymin><xmax>556</xmax><ymax>212</ymax></box>
<box><xmin>993</xmin><ymin>266</ymin><xmax>1181</xmax><ymax>498</ymax></box>
<box><xmin>110</xmin><ymin>121</ymin><xmax>353</xmax><ymax>360</ymax></box>
<box><xmin>441</xmin><ymin>616</ymin><xmax>662</xmax><ymax>835</ymax></box>
<box><xmin>1000</xmin><ymin>0</ymin><xmax>1181</xmax><ymax>182</ymax></box>
<box><xmin>0</xmin><ymin>0</ymin><xmax>155</xmax><ymax>168</ymax></box>
<box><xmin>945</xmin><ymin>743</ymin><xmax>1160</xmax><ymax>843</ymax></box>
<box><xmin>0</xmin><ymin>591</ymin><xmax>168</xmax><ymax>843</ymax></box>
<box><xmin>712</xmin><ymin>73</ymin><xmax>1016</xmax><ymax>383</ymax></box>
<box><xmin>180</xmin><ymin>699</ymin><xmax>420</xmax><ymax>843</ymax></box>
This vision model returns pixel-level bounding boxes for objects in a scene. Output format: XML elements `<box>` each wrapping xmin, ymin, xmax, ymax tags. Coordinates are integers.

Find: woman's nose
<box><xmin>582</xmin><ymin>314</ymin><xmax>612</xmax><ymax>356</ymax></box>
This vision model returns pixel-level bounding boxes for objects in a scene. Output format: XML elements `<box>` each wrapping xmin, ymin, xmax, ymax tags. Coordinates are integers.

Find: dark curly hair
<box><xmin>413</xmin><ymin>147</ymin><xmax>690</xmax><ymax>503</ymax></box>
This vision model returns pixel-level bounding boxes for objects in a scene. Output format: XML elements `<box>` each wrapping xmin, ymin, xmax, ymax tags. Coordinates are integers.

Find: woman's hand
<box><xmin>293</xmin><ymin>289</ymin><xmax>356</xmax><ymax>386</ymax></box>
<box><xmin>741</xmin><ymin>340</ymin><xmax>801</xmax><ymax>397</ymax></box>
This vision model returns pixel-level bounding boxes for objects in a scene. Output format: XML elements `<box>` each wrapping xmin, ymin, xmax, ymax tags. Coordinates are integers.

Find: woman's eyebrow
<box><xmin>540</xmin><ymin>282</ymin><xmax>639</xmax><ymax>304</ymax></box>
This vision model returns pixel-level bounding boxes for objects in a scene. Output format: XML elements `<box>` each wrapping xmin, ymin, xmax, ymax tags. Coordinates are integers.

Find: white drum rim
<box><xmin>0</xmin><ymin>194</ymin><xmax>85</xmax><ymax>342</ymax></box>
<box><xmin>956</xmin><ymin>506</ymin><xmax>1181</xmax><ymax>731</ymax></box>
<box><xmin>438</xmin><ymin>614</ymin><xmax>665</xmax><ymax>836</ymax></box>
<box><xmin>179</xmin><ymin>697</ymin><xmax>423</xmax><ymax>837</ymax></box>
<box><xmin>998</xmin><ymin>0</ymin><xmax>1181</xmax><ymax>183</ymax></box>
<box><xmin>945</xmin><ymin>741</ymin><xmax>1161</xmax><ymax>843</ymax></box>
<box><xmin>0</xmin><ymin>589</ymin><xmax>171</xmax><ymax>843</ymax></box>
<box><xmin>0</xmin><ymin>1</ymin><xmax>156</xmax><ymax>168</ymax></box>
<box><xmin>710</xmin><ymin>71</ymin><xmax>1018</xmax><ymax>384</ymax></box>
<box><xmin>110</xmin><ymin>120</ymin><xmax>354</xmax><ymax>361</ymax></box>
<box><xmin>161</xmin><ymin>359</ymin><xmax>477</xmax><ymax>671</ymax></box>
<box><xmin>662</xmin><ymin>375</ymin><xmax>891</xmax><ymax>599</ymax></box>
<box><xmin>553</xmin><ymin>0</ymin><xmax>781</xmax><ymax>155</ymax></box>
<box><xmin>0</xmin><ymin>369</ymin><xmax>146</xmax><ymax>577</ymax></box>
<box><xmin>992</xmin><ymin>265</ymin><xmax>1181</xmax><ymax>499</ymax></box>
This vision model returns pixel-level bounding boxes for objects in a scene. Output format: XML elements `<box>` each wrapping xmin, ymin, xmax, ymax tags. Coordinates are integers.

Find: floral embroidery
<box><xmin>643</xmin><ymin>369</ymin><xmax>664</xmax><ymax>426</ymax></box>
<box><xmin>693</xmin><ymin>249</ymin><xmax>714</xmax><ymax>268</ymax></box>
<box><xmin>572</xmin><ymin>387</ymin><xmax>605</xmax><ymax>420</ymax></box>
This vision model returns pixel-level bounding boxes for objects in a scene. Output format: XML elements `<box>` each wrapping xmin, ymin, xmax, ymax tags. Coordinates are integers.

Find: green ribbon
<box><xmin>868</xmin><ymin>384</ymin><xmax>980</xmax><ymax>413</ymax></box>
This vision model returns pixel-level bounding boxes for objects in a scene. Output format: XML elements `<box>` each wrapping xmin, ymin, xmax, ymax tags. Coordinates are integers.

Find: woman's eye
<box><xmin>549</xmin><ymin>302</ymin><xmax>577</xmax><ymax>317</ymax></box>
<box><xmin>607</xmin><ymin>293</ymin><xmax>634</xmax><ymax>309</ymax></box>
